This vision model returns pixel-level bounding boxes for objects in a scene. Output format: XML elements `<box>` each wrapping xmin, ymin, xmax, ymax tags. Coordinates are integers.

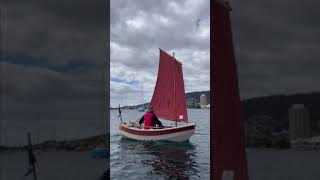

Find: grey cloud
<box><xmin>3</xmin><ymin>62</ymin><xmax>104</xmax><ymax>120</ymax></box>
<box><xmin>2</xmin><ymin>0</ymin><xmax>108</xmax><ymax>66</ymax></box>
<box><xmin>5</xmin><ymin>0</ymin><xmax>106</xmax><ymax>27</ymax></box>
<box><xmin>110</xmin><ymin>0</ymin><xmax>210</xmax><ymax>107</ymax></box>
<box><xmin>231</xmin><ymin>0</ymin><xmax>320</xmax><ymax>99</ymax></box>
<box><xmin>1</xmin><ymin>1</ymin><xmax>108</xmax><ymax>144</ymax></box>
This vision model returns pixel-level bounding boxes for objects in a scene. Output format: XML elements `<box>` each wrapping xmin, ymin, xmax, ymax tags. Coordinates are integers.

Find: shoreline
<box><xmin>0</xmin><ymin>134</ymin><xmax>108</xmax><ymax>152</ymax></box>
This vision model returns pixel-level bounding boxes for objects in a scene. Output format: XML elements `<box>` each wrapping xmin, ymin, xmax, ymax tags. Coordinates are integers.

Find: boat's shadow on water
<box><xmin>119</xmin><ymin>138</ymin><xmax>200</xmax><ymax>179</ymax></box>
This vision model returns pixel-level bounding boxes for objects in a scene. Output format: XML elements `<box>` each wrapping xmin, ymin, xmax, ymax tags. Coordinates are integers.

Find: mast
<box><xmin>27</xmin><ymin>133</ymin><xmax>37</xmax><ymax>180</ymax></box>
<box><xmin>141</xmin><ymin>81</ymin><xmax>144</xmax><ymax>109</ymax></box>
<box><xmin>173</xmin><ymin>52</ymin><xmax>177</xmax><ymax>127</ymax></box>
<box><xmin>118</xmin><ymin>104</ymin><xmax>122</xmax><ymax>123</ymax></box>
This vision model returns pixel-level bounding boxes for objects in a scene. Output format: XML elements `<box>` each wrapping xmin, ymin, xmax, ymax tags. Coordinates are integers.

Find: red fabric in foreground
<box><xmin>211</xmin><ymin>1</ymin><xmax>249</xmax><ymax>180</ymax></box>
<box><xmin>150</xmin><ymin>49</ymin><xmax>188</xmax><ymax>122</ymax></box>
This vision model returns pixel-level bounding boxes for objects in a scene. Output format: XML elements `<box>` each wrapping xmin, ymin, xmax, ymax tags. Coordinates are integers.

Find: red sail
<box><xmin>150</xmin><ymin>49</ymin><xmax>188</xmax><ymax>122</ymax></box>
<box><xmin>211</xmin><ymin>1</ymin><xmax>249</xmax><ymax>180</ymax></box>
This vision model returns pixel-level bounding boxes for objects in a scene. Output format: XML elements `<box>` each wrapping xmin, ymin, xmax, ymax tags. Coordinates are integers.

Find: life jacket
<box><xmin>144</xmin><ymin>112</ymin><xmax>153</xmax><ymax>129</ymax></box>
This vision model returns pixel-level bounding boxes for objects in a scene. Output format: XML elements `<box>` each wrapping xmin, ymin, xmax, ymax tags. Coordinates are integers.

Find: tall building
<box><xmin>289</xmin><ymin>104</ymin><xmax>311</xmax><ymax>141</ymax></box>
<box><xmin>200</xmin><ymin>94</ymin><xmax>208</xmax><ymax>108</ymax></box>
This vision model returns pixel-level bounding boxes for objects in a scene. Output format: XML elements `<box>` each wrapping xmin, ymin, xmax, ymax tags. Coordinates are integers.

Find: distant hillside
<box><xmin>120</xmin><ymin>90</ymin><xmax>210</xmax><ymax>109</ymax></box>
<box><xmin>185</xmin><ymin>91</ymin><xmax>320</xmax><ymax>147</ymax></box>
<box><xmin>121</xmin><ymin>91</ymin><xmax>320</xmax><ymax>126</ymax></box>
<box><xmin>184</xmin><ymin>91</ymin><xmax>320</xmax><ymax>127</ymax></box>
<box><xmin>242</xmin><ymin>92</ymin><xmax>320</xmax><ymax>131</ymax></box>
<box><xmin>116</xmin><ymin>91</ymin><xmax>320</xmax><ymax>148</ymax></box>
<box><xmin>185</xmin><ymin>91</ymin><xmax>210</xmax><ymax>103</ymax></box>
<box><xmin>242</xmin><ymin>92</ymin><xmax>320</xmax><ymax>148</ymax></box>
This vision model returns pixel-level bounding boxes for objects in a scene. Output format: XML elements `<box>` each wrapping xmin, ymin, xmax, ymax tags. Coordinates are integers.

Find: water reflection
<box><xmin>119</xmin><ymin>138</ymin><xmax>200</xmax><ymax>179</ymax></box>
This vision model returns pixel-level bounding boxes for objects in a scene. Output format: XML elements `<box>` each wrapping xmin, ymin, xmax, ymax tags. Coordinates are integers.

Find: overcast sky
<box><xmin>1</xmin><ymin>0</ymin><xmax>108</xmax><ymax>145</ymax></box>
<box><xmin>110</xmin><ymin>0</ymin><xmax>210</xmax><ymax>107</ymax></box>
<box><xmin>2</xmin><ymin>0</ymin><xmax>319</xmax><ymax>116</ymax></box>
<box><xmin>110</xmin><ymin>0</ymin><xmax>320</xmax><ymax>108</ymax></box>
<box><xmin>231</xmin><ymin>0</ymin><xmax>320</xmax><ymax>100</ymax></box>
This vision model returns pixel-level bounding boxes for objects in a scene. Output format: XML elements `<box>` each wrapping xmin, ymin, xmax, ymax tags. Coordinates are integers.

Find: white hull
<box><xmin>118</xmin><ymin>123</ymin><xmax>196</xmax><ymax>142</ymax></box>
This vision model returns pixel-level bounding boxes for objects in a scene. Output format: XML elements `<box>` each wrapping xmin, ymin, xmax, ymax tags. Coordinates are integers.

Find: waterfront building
<box><xmin>289</xmin><ymin>104</ymin><xmax>311</xmax><ymax>141</ymax></box>
<box><xmin>200</xmin><ymin>94</ymin><xmax>208</xmax><ymax>109</ymax></box>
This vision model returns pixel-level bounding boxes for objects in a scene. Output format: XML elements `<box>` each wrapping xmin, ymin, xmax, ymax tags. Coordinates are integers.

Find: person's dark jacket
<box><xmin>139</xmin><ymin>112</ymin><xmax>164</xmax><ymax>127</ymax></box>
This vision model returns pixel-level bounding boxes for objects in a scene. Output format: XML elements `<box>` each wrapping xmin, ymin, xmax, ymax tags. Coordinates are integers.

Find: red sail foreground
<box><xmin>151</xmin><ymin>49</ymin><xmax>188</xmax><ymax>122</ymax></box>
<box><xmin>211</xmin><ymin>1</ymin><xmax>249</xmax><ymax>180</ymax></box>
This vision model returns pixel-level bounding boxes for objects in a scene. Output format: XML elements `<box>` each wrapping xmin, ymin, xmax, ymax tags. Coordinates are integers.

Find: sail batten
<box><xmin>150</xmin><ymin>49</ymin><xmax>188</xmax><ymax>122</ymax></box>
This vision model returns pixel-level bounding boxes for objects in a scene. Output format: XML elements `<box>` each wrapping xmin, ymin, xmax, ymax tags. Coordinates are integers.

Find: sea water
<box><xmin>2</xmin><ymin>108</ymin><xmax>320</xmax><ymax>179</ymax></box>
<box><xmin>110</xmin><ymin>109</ymin><xmax>320</xmax><ymax>180</ymax></box>
<box><xmin>110</xmin><ymin>109</ymin><xmax>210</xmax><ymax>180</ymax></box>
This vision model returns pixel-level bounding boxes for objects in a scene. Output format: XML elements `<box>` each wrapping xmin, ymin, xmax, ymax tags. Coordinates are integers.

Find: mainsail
<box><xmin>150</xmin><ymin>49</ymin><xmax>188</xmax><ymax>122</ymax></box>
<box><xmin>212</xmin><ymin>1</ymin><xmax>249</xmax><ymax>180</ymax></box>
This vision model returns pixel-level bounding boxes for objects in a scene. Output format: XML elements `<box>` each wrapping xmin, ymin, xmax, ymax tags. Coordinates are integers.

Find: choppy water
<box><xmin>110</xmin><ymin>109</ymin><xmax>210</xmax><ymax>180</ymax></box>
<box><xmin>0</xmin><ymin>113</ymin><xmax>107</xmax><ymax>180</ymax></box>
<box><xmin>110</xmin><ymin>109</ymin><xmax>320</xmax><ymax>180</ymax></box>
<box><xmin>0</xmin><ymin>151</ymin><xmax>107</xmax><ymax>180</ymax></box>
<box><xmin>2</xmin><ymin>108</ymin><xmax>319</xmax><ymax>179</ymax></box>
<box><xmin>246</xmin><ymin>148</ymin><xmax>320</xmax><ymax>180</ymax></box>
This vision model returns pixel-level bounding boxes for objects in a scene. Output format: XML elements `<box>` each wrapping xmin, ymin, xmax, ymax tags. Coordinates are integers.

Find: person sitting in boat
<box><xmin>139</xmin><ymin>106</ymin><xmax>164</xmax><ymax>129</ymax></box>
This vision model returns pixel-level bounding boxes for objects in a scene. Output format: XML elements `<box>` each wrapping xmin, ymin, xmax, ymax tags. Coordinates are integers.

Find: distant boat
<box><xmin>138</xmin><ymin>107</ymin><xmax>145</xmax><ymax>112</ymax></box>
<box><xmin>118</xmin><ymin>49</ymin><xmax>195</xmax><ymax>142</ymax></box>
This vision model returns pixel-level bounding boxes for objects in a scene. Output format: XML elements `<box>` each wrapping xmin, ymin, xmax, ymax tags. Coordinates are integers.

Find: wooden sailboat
<box><xmin>118</xmin><ymin>48</ymin><xmax>195</xmax><ymax>142</ymax></box>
